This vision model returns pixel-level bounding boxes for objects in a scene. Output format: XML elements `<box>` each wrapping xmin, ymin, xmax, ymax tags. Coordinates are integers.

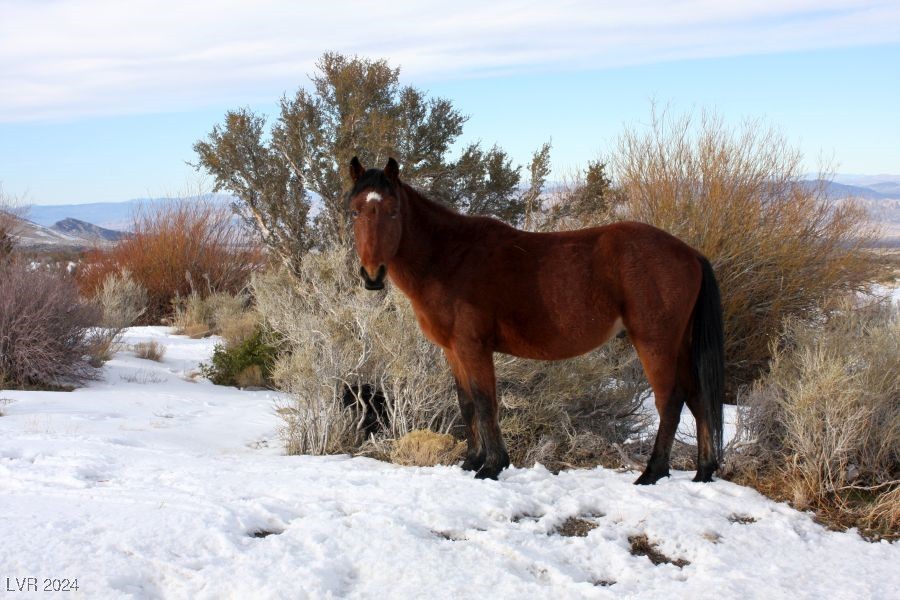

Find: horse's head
<box><xmin>348</xmin><ymin>156</ymin><xmax>403</xmax><ymax>290</ymax></box>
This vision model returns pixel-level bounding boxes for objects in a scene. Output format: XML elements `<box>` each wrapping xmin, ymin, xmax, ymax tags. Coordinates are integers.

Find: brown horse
<box><xmin>348</xmin><ymin>157</ymin><xmax>725</xmax><ymax>484</ymax></box>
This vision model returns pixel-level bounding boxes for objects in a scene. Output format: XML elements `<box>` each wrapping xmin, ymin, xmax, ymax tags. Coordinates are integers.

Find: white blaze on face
<box><xmin>366</xmin><ymin>191</ymin><xmax>382</xmax><ymax>205</ymax></box>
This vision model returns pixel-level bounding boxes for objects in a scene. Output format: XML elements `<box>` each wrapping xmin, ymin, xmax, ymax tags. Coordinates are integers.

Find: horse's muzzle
<box><xmin>360</xmin><ymin>265</ymin><xmax>387</xmax><ymax>290</ymax></box>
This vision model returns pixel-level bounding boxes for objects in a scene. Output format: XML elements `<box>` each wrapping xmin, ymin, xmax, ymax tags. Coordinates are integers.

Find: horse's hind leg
<box><xmin>632</xmin><ymin>340</ymin><xmax>685</xmax><ymax>485</ymax></box>
<box><xmin>684</xmin><ymin>392</ymin><xmax>718</xmax><ymax>482</ymax></box>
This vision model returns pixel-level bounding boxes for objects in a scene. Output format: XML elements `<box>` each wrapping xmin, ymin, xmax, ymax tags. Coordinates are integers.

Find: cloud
<box><xmin>1</xmin><ymin>0</ymin><xmax>898</xmax><ymax>122</ymax></box>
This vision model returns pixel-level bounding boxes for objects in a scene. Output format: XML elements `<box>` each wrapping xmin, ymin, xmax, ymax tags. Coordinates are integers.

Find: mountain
<box><xmin>51</xmin><ymin>218</ymin><xmax>128</xmax><ymax>242</ymax></box>
<box><xmin>11</xmin><ymin>219</ymin><xmax>84</xmax><ymax>249</ymax></box>
<box><xmin>26</xmin><ymin>194</ymin><xmax>234</xmax><ymax>230</ymax></box>
<box><xmin>801</xmin><ymin>180</ymin><xmax>893</xmax><ymax>200</ymax></box>
<box><xmin>866</xmin><ymin>181</ymin><xmax>900</xmax><ymax>196</ymax></box>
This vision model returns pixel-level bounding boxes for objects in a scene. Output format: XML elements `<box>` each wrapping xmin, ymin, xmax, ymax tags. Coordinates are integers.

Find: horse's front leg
<box><xmin>446</xmin><ymin>347</ymin><xmax>509</xmax><ymax>480</ymax></box>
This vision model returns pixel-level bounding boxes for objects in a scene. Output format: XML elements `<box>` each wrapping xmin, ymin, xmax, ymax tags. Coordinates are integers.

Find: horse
<box><xmin>348</xmin><ymin>156</ymin><xmax>725</xmax><ymax>484</ymax></box>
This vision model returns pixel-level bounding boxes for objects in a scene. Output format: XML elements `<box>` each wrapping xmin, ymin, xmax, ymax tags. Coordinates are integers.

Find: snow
<box><xmin>1</xmin><ymin>328</ymin><xmax>897</xmax><ymax>599</ymax></box>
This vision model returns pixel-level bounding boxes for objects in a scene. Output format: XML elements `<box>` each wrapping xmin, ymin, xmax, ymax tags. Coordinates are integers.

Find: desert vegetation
<box><xmin>77</xmin><ymin>201</ymin><xmax>262</xmax><ymax>323</ymax></box>
<box><xmin>3</xmin><ymin>52</ymin><xmax>889</xmax><ymax>538</ymax></box>
<box><xmin>726</xmin><ymin>301</ymin><xmax>899</xmax><ymax>538</ymax></box>
<box><xmin>0</xmin><ymin>259</ymin><xmax>101</xmax><ymax>389</ymax></box>
<box><xmin>186</xmin><ymin>53</ymin><xmax>894</xmax><ymax>537</ymax></box>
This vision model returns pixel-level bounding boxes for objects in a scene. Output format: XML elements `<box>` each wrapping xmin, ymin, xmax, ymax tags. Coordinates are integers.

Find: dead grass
<box><xmin>553</xmin><ymin>517</ymin><xmax>598</xmax><ymax>538</ymax></box>
<box><xmin>235</xmin><ymin>365</ymin><xmax>265</xmax><ymax>389</ymax></box>
<box><xmin>389</xmin><ymin>430</ymin><xmax>466</xmax><ymax>467</ymax></box>
<box><xmin>172</xmin><ymin>290</ymin><xmax>252</xmax><ymax>339</ymax></box>
<box><xmin>133</xmin><ymin>341</ymin><xmax>166</xmax><ymax>362</ymax></box>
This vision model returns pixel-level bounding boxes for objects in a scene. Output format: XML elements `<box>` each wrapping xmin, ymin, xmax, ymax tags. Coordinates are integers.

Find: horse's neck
<box><xmin>389</xmin><ymin>186</ymin><xmax>464</xmax><ymax>295</ymax></box>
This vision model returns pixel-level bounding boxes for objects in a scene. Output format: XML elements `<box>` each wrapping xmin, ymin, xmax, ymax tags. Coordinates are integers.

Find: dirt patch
<box><xmin>728</xmin><ymin>514</ymin><xmax>757</xmax><ymax>524</ymax></box>
<box><xmin>554</xmin><ymin>517</ymin><xmax>598</xmax><ymax>538</ymax></box>
<box><xmin>628</xmin><ymin>534</ymin><xmax>690</xmax><ymax>568</ymax></box>
<box><xmin>249</xmin><ymin>529</ymin><xmax>282</xmax><ymax>538</ymax></box>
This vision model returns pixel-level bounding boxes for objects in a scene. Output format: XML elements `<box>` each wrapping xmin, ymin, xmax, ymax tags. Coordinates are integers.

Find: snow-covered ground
<box><xmin>1</xmin><ymin>328</ymin><xmax>897</xmax><ymax>599</ymax></box>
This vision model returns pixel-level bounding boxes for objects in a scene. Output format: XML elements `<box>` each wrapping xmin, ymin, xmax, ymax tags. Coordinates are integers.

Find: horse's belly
<box><xmin>495</xmin><ymin>316</ymin><xmax>624</xmax><ymax>360</ymax></box>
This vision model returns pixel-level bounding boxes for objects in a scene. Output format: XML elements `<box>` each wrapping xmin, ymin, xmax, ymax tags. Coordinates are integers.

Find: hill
<box><xmin>51</xmin><ymin>217</ymin><xmax>128</xmax><ymax>242</ymax></box>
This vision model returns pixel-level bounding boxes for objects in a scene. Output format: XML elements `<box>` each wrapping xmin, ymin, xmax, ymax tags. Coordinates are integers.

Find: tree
<box><xmin>194</xmin><ymin>52</ymin><xmax>548</xmax><ymax>274</ymax></box>
<box><xmin>542</xmin><ymin>159</ymin><xmax>617</xmax><ymax>230</ymax></box>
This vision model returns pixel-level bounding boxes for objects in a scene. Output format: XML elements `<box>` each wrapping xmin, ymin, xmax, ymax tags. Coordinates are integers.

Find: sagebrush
<box><xmin>0</xmin><ymin>261</ymin><xmax>101</xmax><ymax>388</ymax></box>
<box><xmin>729</xmin><ymin>300</ymin><xmax>899</xmax><ymax>539</ymax></box>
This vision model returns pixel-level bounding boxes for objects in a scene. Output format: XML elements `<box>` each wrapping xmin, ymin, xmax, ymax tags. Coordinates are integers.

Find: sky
<box><xmin>1</xmin><ymin>0</ymin><xmax>899</xmax><ymax>205</ymax></box>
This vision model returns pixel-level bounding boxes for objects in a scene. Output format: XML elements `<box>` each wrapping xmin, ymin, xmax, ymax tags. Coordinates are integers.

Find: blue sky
<box><xmin>1</xmin><ymin>1</ymin><xmax>899</xmax><ymax>205</ymax></box>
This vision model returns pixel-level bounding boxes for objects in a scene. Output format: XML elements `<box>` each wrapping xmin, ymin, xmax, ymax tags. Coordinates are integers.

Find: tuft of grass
<box><xmin>389</xmin><ymin>430</ymin><xmax>466</xmax><ymax>467</ymax></box>
<box><xmin>133</xmin><ymin>341</ymin><xmax>166</xmax><ymax>362</ymax></box>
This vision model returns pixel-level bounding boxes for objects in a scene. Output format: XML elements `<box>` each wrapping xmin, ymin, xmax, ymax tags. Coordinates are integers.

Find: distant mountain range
<box><xmin>15</xmin><ymin>179</ymin><xmax>900</xmax><ymax>248</ymax></box>
<box><xmin>26</xmin><ymin>194</ymin><xmax>233</xmax><ymax>230</ymax></box>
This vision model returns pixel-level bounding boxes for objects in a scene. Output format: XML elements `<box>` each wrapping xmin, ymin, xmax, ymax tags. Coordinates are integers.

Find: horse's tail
<box><xmin>691</xmin><ymin>256</ymin><xmax>725</xmax><ymax>464</ymax></box>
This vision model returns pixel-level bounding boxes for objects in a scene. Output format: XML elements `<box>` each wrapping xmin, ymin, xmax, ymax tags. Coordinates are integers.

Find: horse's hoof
<box><xmin>461</xmin><ymin>456</ymin><xmax>485</xmax><ymax>472</ymax></box>
<box><xmin>634</xmin><ymin>469</ymin><xmax>669</xmax><ymax>485</ymax></box>
<box><xmin>475</xmin><ymin>468</ymin><xmax>499</xmax><ymax>480</ymax></box>
<box><xmin>692</xmin><ymin>464</ymin><xmax>717</xmax><ymax>482</ymax></box>
<box><xmin>474</xmin><ymin>451</ymin><xmax>510</xmax><ymax>480</ymax></box>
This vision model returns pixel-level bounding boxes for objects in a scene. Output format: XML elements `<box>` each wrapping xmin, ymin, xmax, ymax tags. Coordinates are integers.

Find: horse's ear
<box><xmin>349</xmin><ymin>156</ymin><xmax>365</xmax><ymax>183</ymax></box>
<box><xmin>384</xmin><ymin>157</ymin><xmax>400</xmax><ymax>184</ymax></box>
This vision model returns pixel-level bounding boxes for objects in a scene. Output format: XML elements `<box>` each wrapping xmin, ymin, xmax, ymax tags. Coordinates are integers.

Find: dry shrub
<box><xmin>77</xmin><ymin>201</ymin><xmax>262</xmax><ymax>323</ymax></box>
<box><xmin>133</xmin><ymin>340</ymin><xmax>166</xmax><ymax>362</ymax></box>
<box><xmin>235</xmin><ymin>365</ymin><xmax>265</xmax><ymax>388</ymax></box>
<box><xmin>496</xmin><ymin>341</ymin><xmax>649</xmax><ymax>471</ymax></box>
<box><xmin>0</xmin><ymin>260</ymin><xmax>101</xmax><ymax>388</ymax></box>
<box><xmin>256</xmin><ymin>244</ymin><xmax>650</xmax><ymax>469</ymax></box>
<box><xmin>95</xmin><ymin>269</ymin><xmax>148</xmax><ymax>329</ymax></box>
<box><xmin>390</xmin><ymin>430</ymin><xmax>466</xmax><ymax>466</ymax></box>
<box><xmin>731</xmin><ymin>301</ymin><xmax>899</xmax><ymax>539</ymax></box>
<box><xmin>173</xmin><ymin>291</ymin><xmax>249</xmax><ymax>338</ymax></box>
<box><xmin>612</xmin><ymin>108</ymin><xmax>880</xmax><ymax>386</ymax></box>
<box><xmin>253</xmin><ymin>245</ymin><xmax>458</xmax><ymax>456</ymax></box>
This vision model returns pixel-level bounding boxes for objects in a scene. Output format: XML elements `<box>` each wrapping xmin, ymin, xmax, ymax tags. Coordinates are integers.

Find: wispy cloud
<box><xmin>2</xmin><ymin>0</ymin><xmax>898</xmax><ymax>121</ymax></box>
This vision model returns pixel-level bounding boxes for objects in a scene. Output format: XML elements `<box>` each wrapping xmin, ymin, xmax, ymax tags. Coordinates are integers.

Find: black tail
<box><xmin>691</xmin><ymin>256</ymin><xmax>725</xmax><ymax>464</ymax></box>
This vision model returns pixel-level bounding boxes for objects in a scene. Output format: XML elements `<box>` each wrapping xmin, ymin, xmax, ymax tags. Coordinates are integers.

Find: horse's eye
<box><xmin>388</xmin><ymin>209</ymin><xmax>398</xmax><ymax>218</ymax></box>
<box><xmin>351</xmin><ymin>210</ymin><xmax>360</xmax><ymax>218</ymax></box>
